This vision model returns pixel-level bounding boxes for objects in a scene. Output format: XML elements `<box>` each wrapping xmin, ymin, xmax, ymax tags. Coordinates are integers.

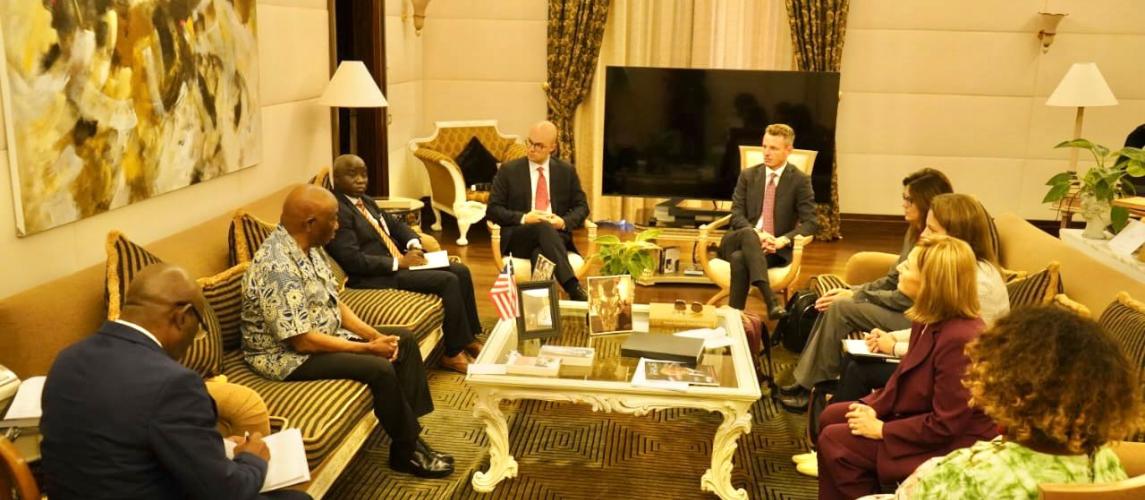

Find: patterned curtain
<box><xmin>546</xmin><ymin>0</ymin><xmax>610</xmax><ymax>161</ymax></box>
<box><xmin>785</xmin><ymin>0</ymin><xmax>849</xmax><ymax>241</ymax></box>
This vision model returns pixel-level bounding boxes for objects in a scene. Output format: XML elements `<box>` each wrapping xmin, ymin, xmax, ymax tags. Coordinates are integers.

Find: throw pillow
<box><xmin>1098</xmin><ymin>292</ymin><xmax>1145</xmax><ymax>443</ymax></box>
<box><xmin>200</xmin><ymin>263</ymin><xmax>249</xmax><ymax>353</ymax></box>
<box><xmin>105</xmin><ymin>231</ymin><xmax>164</xmax><ymax>320</ymax></box>
<box><xmin>1050</xmin><ymin>293</ymin><xmax>1091</xmax><ymax>318</ymax></box>
<box><xmin>455</xmin><ymin>136</ymin><xmax>499</xmax><ymax>188</ymax></box>
<box><xmin>1005</xmin><ymin>262</ymin><xmax>1061</xmax><ymax>308</ymax></box>
<box><xmin>229</xmin><ymin>211</ymin><xmax>276</xmax><ymax>265</ymax></box>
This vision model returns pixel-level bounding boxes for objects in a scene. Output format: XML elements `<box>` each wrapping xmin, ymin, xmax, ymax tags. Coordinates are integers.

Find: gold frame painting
<box><xmin>0</xmin><ymin>1</ymin><xmax>261</xmax><ymax>235</ymax></box>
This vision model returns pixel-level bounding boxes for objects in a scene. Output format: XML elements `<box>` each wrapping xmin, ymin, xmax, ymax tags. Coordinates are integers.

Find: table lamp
<box><xmin>319</xmin><ymin>60</ymin><xmax>388</xmax><ymax>154</ymax></box>
<box><xmin>1046</xmin><ymin>62</ymin><xmax>1118</xmax><ymax>171</ymax></box>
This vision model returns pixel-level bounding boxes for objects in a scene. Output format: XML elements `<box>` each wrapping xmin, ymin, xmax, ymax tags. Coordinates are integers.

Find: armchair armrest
<box><xmin>411</xmin><ymin>147</ymin><xmax>466</xmax><ymax>210</ymax></box>
<box><xmin>843</xmin><ymin>252</ymin><xmax>899</xmax><ymax>285</ymax></box>
<box><xmin>696</xmin><ymin>215</ymin><xmax>733</xmax><ymax>288</ymax></box>
<box><xmin>487</xmin><ymin>220</ymin><xmax>598</xmax><ymax>279</ymax></box>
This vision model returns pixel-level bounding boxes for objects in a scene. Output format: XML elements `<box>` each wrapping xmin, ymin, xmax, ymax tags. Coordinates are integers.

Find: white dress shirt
<box><xmin>115</xmin><ymin>319</ymin><xmax>163</xmax><ymax>348</ymax></box>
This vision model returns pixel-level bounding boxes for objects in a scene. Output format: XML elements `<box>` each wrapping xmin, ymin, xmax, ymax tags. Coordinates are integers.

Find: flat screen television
<box><xmin>602</xmin><ymin>66</ymin><xmax>839</xmax><ymax>201</ymax></box>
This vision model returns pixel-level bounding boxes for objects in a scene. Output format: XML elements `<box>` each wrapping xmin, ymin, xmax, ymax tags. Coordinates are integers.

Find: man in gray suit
<box><xmin>720</xmin><ymin>123</ymin><xmax>817</xmax><ymax>319</ymax></box>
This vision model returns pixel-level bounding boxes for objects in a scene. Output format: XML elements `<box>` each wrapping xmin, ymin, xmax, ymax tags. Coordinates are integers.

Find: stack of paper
<box><xmin>1</xmin><ymin>376</ymin><xmax>45</xmax><ymax>428</ymax></box>
<box><xmin>224</xmin><ymin>428</ymin><xmax>311</xmax><ymax>492</ymax></box>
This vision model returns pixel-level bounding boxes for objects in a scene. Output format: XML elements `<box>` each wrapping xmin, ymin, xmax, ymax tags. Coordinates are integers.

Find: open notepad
<box><xmin>842</xmin><ymin>339</ymin><xmax>900</xmax><ymax>363</ymax></box>
<box><xmin>409</xmin><ymin>250</ymin><xmax>450</xmax><ymax>270</ymax></box>
<box><xmin>1</xmin><ymin>376</ymin><xmax>45</xmax><ymax>428</ymax></box>
<box><xmin>224</xmin><ymin>428</ymin><xmax>310</xmax><ymax>492</ymax></box>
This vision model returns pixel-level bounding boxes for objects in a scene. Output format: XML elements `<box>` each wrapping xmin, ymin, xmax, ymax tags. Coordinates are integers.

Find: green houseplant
<box><xmin>592</xmin><ymin>228</ymin><xmax>663</xmax><ymax>278</ymax></box>
<box><xmin>1043</xmin><ymin>138</ymin><xmax>1145</xmax><ymax>238</ymax></box>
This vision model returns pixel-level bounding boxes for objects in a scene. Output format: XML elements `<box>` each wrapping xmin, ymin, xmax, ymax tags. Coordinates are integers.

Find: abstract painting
<box><xmin>0</xmin><ymin>0</ymin><xmax>260</xmax><ymax>235</ymax></box>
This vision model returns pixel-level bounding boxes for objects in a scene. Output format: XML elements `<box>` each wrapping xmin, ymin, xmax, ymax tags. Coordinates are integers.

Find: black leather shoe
<box><xmin>390</xmin><ymin>447</ymin><xmax>454</xmax><ymax>478</ymax></box>
<box><xmin>779</xmin><ymin>392</ymin><xmax>810</xmax><ymax>413</ymax></box>
<box><xmin>417</xmin><ymin>437</ymin><xmax>454</xmax><ymax>465</ymax></box>
<box><xmin>778</xmin><ymin>382</ymin><xmax>806</xmax><ymax>397</ymax></box>
<box><xmin>568</xmin><ymin>286</ymin><xmax>589</xmax><ymax>302</ymax></box>
<box><xmin>767</xmin><ymin>304</ymin><xmax>788</xmax><ymax>320</ymax></box>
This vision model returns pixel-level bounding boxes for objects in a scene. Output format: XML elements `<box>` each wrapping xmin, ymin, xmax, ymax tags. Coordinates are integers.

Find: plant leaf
<box><xmin>1111</xmin><ymin>206</ymin><xmax>1130</xmax><ymax>233</ymax></box>
<box><xmin>1045</xmin><ymin>171</ymin><xmax>1075</xmax><ymax>186</ymax></box>
<box><xmin>635</xmin><ymin>229</ymin><xmax>662</xmax><ymax>242</ymax></box>
<box><xmin>593</xmin><ymin>235</ymin><xmax>621</xmax><ymax>246</ymax></box>
<box><xmin>1042</xmin><ymin>183</ymin><xmax>1071</xmax><ymax>203</ymax></box>
<box><xmin>1055</xmin><ymin>138</ymin><xmax>1098</xmax><ymax>150</ymax></box>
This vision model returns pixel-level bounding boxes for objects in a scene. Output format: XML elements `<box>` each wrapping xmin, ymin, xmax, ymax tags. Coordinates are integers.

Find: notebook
<box><xmin>224</xmin><ymin>428</ymin><xmax>311</xmax><ymax>492</ymax></box>
<box><xmin>409</xmin><ymin>250</ymin><xmax>450</xmax><ymax>270</ymax></box>
<box><xmin>842</xmin><ymin>339</ymin><xmax>900</xmax><ymax>363</ymax></box>
<box><xmin>1</xmin><ymin>376</ymin><xmax>45</xmax><ymax>428</ymax></box>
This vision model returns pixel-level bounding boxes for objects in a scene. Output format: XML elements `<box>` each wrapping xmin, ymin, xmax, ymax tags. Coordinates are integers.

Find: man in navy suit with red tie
<box><xmin>325</xmin><ymin>154</ymin><xmax>483</xmax><ymax>374</ymax></box>
<box><xmin>720</xmin><ymin>123</ymin><xmax>817</xmax><ymax>319</ymax></box>
<box><xmin>487</xmin><ymin>120</ymin><xmax>591</xmax><ymax>301</ymax></box>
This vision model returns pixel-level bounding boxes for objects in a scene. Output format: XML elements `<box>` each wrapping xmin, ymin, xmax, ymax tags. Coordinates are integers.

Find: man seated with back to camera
<box><xmin>240</xmin><ymin>184</ymin><xmax>454</xmax><ymax>479</ymax></box>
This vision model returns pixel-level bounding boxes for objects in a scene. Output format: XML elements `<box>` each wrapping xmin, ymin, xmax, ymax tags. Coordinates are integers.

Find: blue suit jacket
<box><xmin>41</xmin><ymin>321</ymin><xmax>267</xmax><ymax>500</ymax></box>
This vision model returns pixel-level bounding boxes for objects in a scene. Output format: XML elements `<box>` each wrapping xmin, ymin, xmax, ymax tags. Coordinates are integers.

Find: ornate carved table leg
<box><xmin>700</xmin><ymin>405</ymin><xmax>752</xmax><ymax>499</ymax></box>
<box><xmin>471</xmin><ymin>392</ymin><xmax>517</xmax><ymax>492</ymax></box>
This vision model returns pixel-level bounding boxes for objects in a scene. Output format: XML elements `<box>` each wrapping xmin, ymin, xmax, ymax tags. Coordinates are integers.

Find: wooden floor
<box><xmin>430</xmin><ymin>217</ymin><xmax>908</xmax><ymax>319</ymax></box>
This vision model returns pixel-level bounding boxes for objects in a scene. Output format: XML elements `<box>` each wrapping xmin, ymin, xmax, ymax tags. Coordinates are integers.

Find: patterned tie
<box><xmin>759</xmin><ymin>172</ymin><xmax>777</xmax><ymax>234</ymax></box>
<box><xmin>354</xmin><ymin>198</ymin><xmax>402</xmax><ymax>257</ymax></box>
<box><xmin>534</xmin><ymin>167</ymin><xmax>549</xmax><ymax>211</ymax></box>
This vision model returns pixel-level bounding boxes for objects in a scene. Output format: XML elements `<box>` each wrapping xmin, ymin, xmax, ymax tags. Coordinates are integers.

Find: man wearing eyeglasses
<box><xmin>488</xmin><ymin>120</ymin><xmax>591</xmax><ymax>301</ymax></box>
<box><xmin>41</xmin><ymin>263</ymin><xmax>310</xmax><ymax>500</ymax></box>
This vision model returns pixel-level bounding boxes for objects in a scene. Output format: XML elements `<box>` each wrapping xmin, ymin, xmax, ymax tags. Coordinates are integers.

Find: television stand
<box><xmin>647</xmin><ymin>198</ymin><xmax>730</xmax><ymax>229</ymax></box>
<box><xmin>633</xmin><ymin>202</ymin><xmax>729</xmax><ymax>286</ymax></box>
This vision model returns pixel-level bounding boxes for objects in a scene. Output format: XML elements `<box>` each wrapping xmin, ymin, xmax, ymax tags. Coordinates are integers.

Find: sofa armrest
<box><xmin>843</xmin><ymin>252</ymin><xmax>899</xmax><ymax>285</ymax></box>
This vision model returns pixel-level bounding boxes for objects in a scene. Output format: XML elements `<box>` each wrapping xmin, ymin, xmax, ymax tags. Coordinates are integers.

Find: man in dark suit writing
<box><xmin>488</xmin><ymin>120</ymin><xmax>591</xmax><ymax>300</ymax></box>
<box><xmin>40</xmin><ymin>263</ymin><xmax>310</xmax><ymax>500</ymax></box>
<box><xmin>721</xmin><ymin>123</ymin><xmax>817</xmax><ymax>319</ymax></box>
<box><xmin>325</xmin><ymin>154</ymin><xmax>483</xmax><ymax>373</ymax></box>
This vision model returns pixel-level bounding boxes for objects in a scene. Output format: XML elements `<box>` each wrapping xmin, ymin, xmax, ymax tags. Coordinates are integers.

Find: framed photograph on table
<box><xmin>516</xmin><ymin>280</ymin><xmax>561</xmax><ymax>340</ymax></box>
<box><xmin>587</xmin><ymin>275</ymin><xmax>635</xmax><ymax>335</ymax></box>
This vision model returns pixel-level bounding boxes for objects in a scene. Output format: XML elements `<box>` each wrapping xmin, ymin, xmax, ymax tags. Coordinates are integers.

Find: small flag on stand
<box><xmin>489</xmin><ymin>259</ymin><xmax>518</xmax><ymax>320</ymax></box>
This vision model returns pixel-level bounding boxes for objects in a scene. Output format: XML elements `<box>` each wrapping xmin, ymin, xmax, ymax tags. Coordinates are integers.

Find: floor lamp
<box><xmin>319</xmin><ymin>60</ymin><xmax>388</xmax><ymax>154</ymax></box>
<box><xmin>1046</xmin><ymin>62</ymin><xmax>1118</xmax><ymax>171</ymax></box>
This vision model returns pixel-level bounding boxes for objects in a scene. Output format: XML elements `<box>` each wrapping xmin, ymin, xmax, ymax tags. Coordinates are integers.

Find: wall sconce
<box><xmin>404</xmin><ymin>0</ymin><xmax>431</xmax><ymax>36</ymax></box>
<box><xmin>1037</xmin><ymin>12</ymin><xmax>1067</xmax><ymax>53</ymax></box>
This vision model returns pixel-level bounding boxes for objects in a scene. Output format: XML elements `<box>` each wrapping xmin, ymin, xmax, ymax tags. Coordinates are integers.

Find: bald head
<box><xmin>526</xmin><ymin>120</ymin><xmax>559</xmax><ymax>163</ymax></box>
<box><xmin>331</xmin><ymin>155</ymin><xmax>368</xmax><ymax>197</ymax></box>
<box><xmin>121</xmin><ymin>263</ymin><xmax>206</xmax><ymax>359</ymax></box>
<box><xmin>281</xmin><ymin>183</ymin><xmax>340</xmax><ymax>250</ymax></box>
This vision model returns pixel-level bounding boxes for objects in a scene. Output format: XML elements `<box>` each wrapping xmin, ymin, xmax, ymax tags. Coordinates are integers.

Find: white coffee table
<box><xmin>465</xmin><ymin>301</ymin><xmax>761</xmax><ymax>499</ymax></box>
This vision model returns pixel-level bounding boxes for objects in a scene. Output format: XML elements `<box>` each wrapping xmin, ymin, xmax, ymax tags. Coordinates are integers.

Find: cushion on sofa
<box><xmin>811</xmin><ymin>274</ymin><xmax>850</xmax><ymax>296</ymax></box>
<box><xmin>200</xmin><ymin>263</ymin><xmax>249</xmax><ymax>353</ymax></box>
<box><xmin>455</xmin><ymin>136</ymin><xmax>499</xmax><ymax>187</ymax></box>
<box><xmin>222</xmin><ymin>351</ymin><xmax>372</xmax><ymax>468</ymax></box>
<box><xmin>338</xmin><ymin>288</ymin><xmax>444</xmax><ymax>343</ymax></box>
<box><xmin>1100</xmin><ymin>292</ymin><xmax>1145</xmax><ymax>380</ymax></box>
<box><xmin>229</xmin><ymin>211</ymin><xmax>277</xmax><ymax>265</ymax></box>
<box><xmin>1005</xmin><ymin>262</ymin><xmax>1061</xmax><ymax>308</ymax></box>
<box><xmin>105</xmin><ymin>231</ymin><xmax>164</xmax><ymax>320</ymax></box>
<box><xmin>1050</xmin><ymin>293</ymin><xmax>1091</xmax><ymax>318</ymax></box>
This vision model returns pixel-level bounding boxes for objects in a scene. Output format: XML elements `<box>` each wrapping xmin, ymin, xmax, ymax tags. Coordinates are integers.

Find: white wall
<box><xmin>837</xmin><ymin>0</ymin><xmax>1145</xmax><ymax>219</ymax></box>
<box><xmin>384</xmin><ymin>0</ymin><xmax>427</xmax><ymax>199</ymax></box>
<box><xmin>0</xmin><ymin>0</ymin><xmax>333</xmax><ymax>298</ymax></box>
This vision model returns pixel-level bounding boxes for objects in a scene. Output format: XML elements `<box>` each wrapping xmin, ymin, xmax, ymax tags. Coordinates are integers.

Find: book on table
<box><xmin>1</xmin><ymin>376</ymin><xmax>45</xmax><ymax>428</ymax></box>
<box><xmin>223</xmin><ymin>428</ymin><xmax>310</xmax><ymax>492</ymax></box>
<box><xmin>647</xmin><ymin>302</ymin><xmax>719</xmax><ymax>329</ymax></box>
<box><xmin>620</xmin><ymin>332</ymin><xmax>704</xmax><ymax>366</ymax></box>
<box><xmin>643</xmin><ymin>360</ymin><xmax>719</xmax><ymax>386</ymax></box>
<box><xmin>538</xmin><ymin>345</ymin><xmax>595</xmax><ymax>367</ymax></box>
<box><xmin>504</xmin><ymin>351</ymin><xmax>561</xmax><ymax>377</ymax></box>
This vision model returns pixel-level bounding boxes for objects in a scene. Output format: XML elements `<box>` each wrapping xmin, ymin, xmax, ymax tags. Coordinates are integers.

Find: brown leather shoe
<box><xmin>439</xmin><ymin>352</ymin><xmax>470</xmax><ymax>374</ymax></box>
<box><xmin>464</xmin><ymin>340</ymin><xmax>484</xmax><ymax>358</ymax></box>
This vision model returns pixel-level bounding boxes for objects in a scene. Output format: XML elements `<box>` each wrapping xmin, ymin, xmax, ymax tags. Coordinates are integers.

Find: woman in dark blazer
<box><xmin>815</xmin><ymin>236</ymin><xmax>998</xmax><ymax>499</ymax></box>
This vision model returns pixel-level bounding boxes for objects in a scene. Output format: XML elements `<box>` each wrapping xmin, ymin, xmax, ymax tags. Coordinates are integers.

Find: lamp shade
<box><xmin>1046</xmin><ymin>62</ymin><xmax>1118</xmax><ymax>107</ymax></box>
<box><xmin>319</xmin><ymin>61</ymin><xmax>388</xmax><ymax>108</ymax></box>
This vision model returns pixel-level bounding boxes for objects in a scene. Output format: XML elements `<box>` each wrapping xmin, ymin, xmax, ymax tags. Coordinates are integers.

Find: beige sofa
<box><xmin>0</xmin><ymin>187</ymin><xmax>446</xmax><ymax>498</ymax></box>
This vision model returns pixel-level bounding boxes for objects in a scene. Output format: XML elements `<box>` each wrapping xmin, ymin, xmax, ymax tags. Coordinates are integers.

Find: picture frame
<box><xmin>531</xmin><ymin>254</ymin><xmax>557</xmax><ymax>281</ymax></box>
<box><xmin>587</xmin><ymin>275</ymin><xmax>635</xmax><ymax>335</ymax></box>
<box><xmin>516</xmin><ymin>280</ymin><xmax>561</xmax><ymax>340</ymax></box>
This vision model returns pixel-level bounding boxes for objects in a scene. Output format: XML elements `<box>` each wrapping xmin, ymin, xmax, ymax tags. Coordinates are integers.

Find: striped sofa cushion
<box><xmin>811</xmin><ymin>274</ymin><xmax>849</xmax><ymax>297</ymax></box>
<box><xmin>201</xmin><ymin>263</ymin><xmax>249</xmax><ymax>353</ymax></box>
<box><xmin>221</xmin><ymin>352</ymin><xmax>371</xmax><ymax>468</ymax></box>
<box><xmin>1098</xmin><ymin>292</ymin><xmax>1145</xmax><ymax>442</ymax></box>
<box><xmin>338</xmin><ymin>288</ymin><xmax>444</xmax><ymax>343</ymax></box>
<box><xmin>229</xmin><ymin>211</ymin><xmax>276</xmax><ymax>265</ymax></box>
<box><xmin>1050</xmin><ymin>293</ymin><xmax>1091</xmax><ymax>318</ymax></box>
<box><xmin>105</xmin><ymin>231</ymin><xmax>164</xmax><ymax>320</ymax></box>
<box><xmin>1005</xmin><ymin>262</ymin><xmax>1061</xmax><ymax>308</ymax></box>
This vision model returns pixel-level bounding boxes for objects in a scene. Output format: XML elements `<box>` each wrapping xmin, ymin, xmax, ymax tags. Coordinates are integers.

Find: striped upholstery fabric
<box><xmin>229</xmin><ymin>211</ymin><xmax>276</xmax><ymax>265</ymax></box>
<box><xmin>811</xmin><ymin>274</ymin><xmax>849</xmax><ymax>297</ymax></box>
<box><xmin>180</xmin><ymin>295</ymin><xmax>224</xmax><ymax>377</ymax></box>
<box><xmin>1098</xmin><ymin>292</ymin><xmax>1145</xmax><ymax>442</ymax></box>
<box><xmin>1005</xmin><ymin>262</ymin><xmax>1062</xmax><ymax>308</ymax></box>
<box><xmin>338</xmin><ymin>288</ymin><xmax>444</xmax><ymax>343</ymax></box>
<box><xmin>200</xmin><ymin>263</ymin><xmax>249</xmax><ymax>352</ymax></box>
<box><xmin>221</xmin><ymin>352</ymin><xmax>372</xmax><ymax>468</ymax></box>
<box><xmin>105</xmin><ymin>231</ymin><xmax>164</xmax><ymax>320</ymax></box>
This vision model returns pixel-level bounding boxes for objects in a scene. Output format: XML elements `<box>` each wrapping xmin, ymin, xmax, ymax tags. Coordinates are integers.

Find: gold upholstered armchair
<box><xmin>488</xmin><ymin>220</ymin><xmax>598</xmax><ymax>282</ymax></box>
<box><xmin>697</xmin><ymin>148</ymin><xmax>818</xmax><ymax>305</ymax></box>
<box><xmin>409</xmin><ymin>120</ymin><xmax>528</xmax><ymax>246</ymax></box>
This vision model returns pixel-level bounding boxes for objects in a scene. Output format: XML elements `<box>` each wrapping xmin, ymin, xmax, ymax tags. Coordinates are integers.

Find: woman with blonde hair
<box><xmin>815</xmin><ymin>236</ymin><xmax>998</xmax><ymax>500</ymax></box>
<box><xmin>891</xmin><ymin>306</ymin><xmax>1142</xmax><ymax>498</ymax></box>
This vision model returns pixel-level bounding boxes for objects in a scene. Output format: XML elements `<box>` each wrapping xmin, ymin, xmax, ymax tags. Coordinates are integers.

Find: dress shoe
<box><xmin>778</xmin><ymin>382</ymin><xmax>806</xmax><ymax>397</ymax></box>
<box><xmin>778</xmin><ymin>392</ymin><xmax>809</xmax><ymax>413</ymax></box>
<box><xmin>390</xmin><ymin>446</ymin><xmax>454</xmax><ymax>478</ymax></box>
<box><xmin>439</xmin><ymin>352</ymin><xmax>470</xmax><ymax>374</ymax></box>
<box><xmin>568</xmin><ymin>286</ymin><xmax>589</xmax><ymax>302</ymax></box>
<box><xmin>792</xmin><ymin>451</ymin><xmax>817</xmax><ymax>464</ymax></box>
<box><xmin>795</xmin><ymin>460</ymin><xmax>819</xmax><ymax>478</ymax></box>
<box><xmin>767</xmin><ymin>304</ymin><xmax>788</xmax><ymax>320</ymax></box>
<box><xmin>464</xmin><ymin>340</ymin><xmax>484</xmax><ymax>358</ymax></box>
<box><xmin>417</xmin><ymin>437</ymin><xmax>454</xmax><ymax>465</ymax></box>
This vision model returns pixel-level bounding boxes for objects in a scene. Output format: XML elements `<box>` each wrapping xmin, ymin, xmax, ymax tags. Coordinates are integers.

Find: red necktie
<box><xmin>759</xmin><ymin>172</ymin><xmax>777</xmax><ymax>234</ymax></box>
<box><xmin>534</xmin><ymin>167</ymin><xmax>549</xmax><ymax>211</ymax></box>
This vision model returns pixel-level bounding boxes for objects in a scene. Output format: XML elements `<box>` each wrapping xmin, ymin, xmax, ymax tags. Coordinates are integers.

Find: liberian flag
<box><xmin>489</xmin><ymin>261</ymin><xmax>518</xmax><ymax>320</ymax></box>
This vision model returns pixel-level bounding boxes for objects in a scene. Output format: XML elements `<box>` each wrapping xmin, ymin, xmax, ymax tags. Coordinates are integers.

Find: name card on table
<box><xmin>1109</xmin><ymin>219</ymin><xmax>1145</xmax><ymax>257</ymax></box>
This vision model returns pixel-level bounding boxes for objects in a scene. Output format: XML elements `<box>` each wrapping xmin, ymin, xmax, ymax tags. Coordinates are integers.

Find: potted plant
<box><xmin>592</xmin><ymin>228</ymin><xmax>663</xmax><ymax>278</ymax></box>
<box><xmin>1043</xmin><ymin>139</ymin><xmax>1145</xmax><ymax>238</ymax></box>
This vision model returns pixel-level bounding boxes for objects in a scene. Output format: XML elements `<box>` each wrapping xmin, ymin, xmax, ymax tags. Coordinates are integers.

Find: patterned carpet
<box><xmin>326</xmin><ymin>320</ymin><xmax>818</xmax><ymax>500</ymax></box>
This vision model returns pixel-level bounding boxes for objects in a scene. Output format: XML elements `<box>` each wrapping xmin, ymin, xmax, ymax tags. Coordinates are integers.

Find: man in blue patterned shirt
<box><xmin>240</xmin><ymin>185</ymin><xmax>453</xmax><ymax>478</ymax></box>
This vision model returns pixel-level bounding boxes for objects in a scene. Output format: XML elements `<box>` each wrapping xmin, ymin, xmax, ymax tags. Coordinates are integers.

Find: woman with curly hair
<box><xmin>816</xmin><ymin>236</ymin><xmax>998</xmax><ymax>499</ymax></box>
<box><xmin>889</xmin><ymin>306</ymin><xmax>1143</xmax><ymax>498</ymax></box>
